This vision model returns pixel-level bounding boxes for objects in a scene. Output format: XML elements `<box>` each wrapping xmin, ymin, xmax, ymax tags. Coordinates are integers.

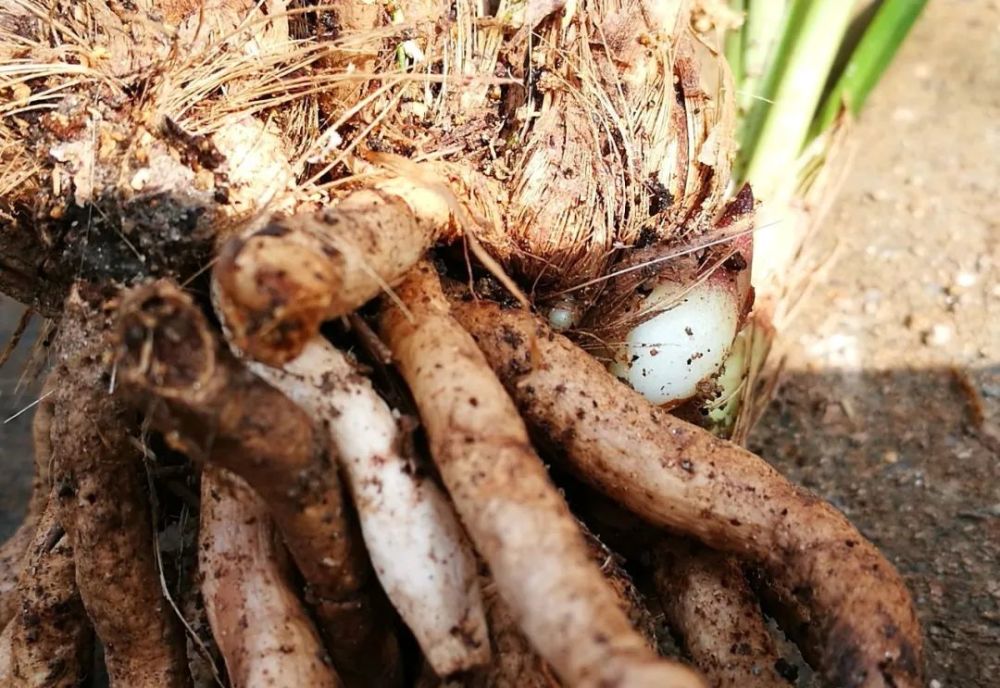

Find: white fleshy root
<box><xmin>243</xmin><ymin>337</ymin><xmax>490</xmax><ymax>676</ymax></box>
<box><xmin>200</xmin><ymin>466</ymin><xmax>341</xmax><ymax>688</ymax></box>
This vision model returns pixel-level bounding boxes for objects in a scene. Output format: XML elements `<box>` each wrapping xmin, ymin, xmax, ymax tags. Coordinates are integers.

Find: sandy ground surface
<box><xmin>0</xmin><ymin>1</ymin><xmax>996</xmax><ymax>685</ymax></box>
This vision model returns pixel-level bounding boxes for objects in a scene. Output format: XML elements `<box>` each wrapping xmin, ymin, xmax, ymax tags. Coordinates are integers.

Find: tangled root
<box><xmin>114</xmin><ymin>280</ymin><xmax>400</xmax><ymax>687</ymax></box>
<box><xmin>450</xmin><ymin>298</ymin><xmax>923</xmax><ymax>688</ymax></box>
<box><xmin>381</xmin><ymin>262</ymin><xmax>705</xmax><ymax>688</ymax></box>
<box><xmin>230</xmin><ymin>334</ymin><xmax>490</xmax><ymax>676</ymax></box>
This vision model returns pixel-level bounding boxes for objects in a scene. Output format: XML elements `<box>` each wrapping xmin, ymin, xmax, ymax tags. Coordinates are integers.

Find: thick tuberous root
<box><xmin>113</xmin><ymin>279</ymin><xmax>401</xmax><ymax>687</ymax></box>
<box><xmin>450</xmin><ymin>298</ymin><xmax>923</xmax><ymax>688</ymax></box>
<box><xmin>6</xmin><ymin>498</ymin><xmax>92</xmax><ymax>687</ymax></box>
<box><xmin>212</xmin><ymin>183</ymin><xmax>455</xmax><ymax>366</ymax></box>
<box><xmin>652</xmin><ymin>539</ymin><xmax>794</xmax><ymax>688</ymax></box>
<box><xmin>224</xmin><ymin>332</ymin><xmax>490</xmax><ymax>676</ymax></box>
<box><xmin>49</xmin><ymin>288</ymin><xmax>191</xmax><ymax>688</ymax></box>
<box><xmin>199</xmin><ymin>466</ymin><xmax>341</xmax><ymax>688</ymax></box>
<box><xmin>380</xmin><ymin>262</ymin><xmax>706</xmax><ymax>688</ymax></box>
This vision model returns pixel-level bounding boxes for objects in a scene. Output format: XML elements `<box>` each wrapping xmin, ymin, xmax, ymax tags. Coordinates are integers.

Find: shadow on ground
<box><xmin>752</xmin><ymin>364</ymin><xmax>999</xmax><ymax>687</ymax></box>
<box><xmin>0</xmin><ymin>299</ymin><xmax>41</xmax><ymax>540</ymax></box>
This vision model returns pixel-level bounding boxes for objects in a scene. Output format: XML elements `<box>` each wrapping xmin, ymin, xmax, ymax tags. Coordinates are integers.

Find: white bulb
<box><xmin>609</xmin><ymin>281</ymin><xmax>739</xmax><ymax>405</ymax></box>
<box><xmin>548</xmin><ymin>306</ymin><xmax>577</xmax><ymax>331</ymax></box>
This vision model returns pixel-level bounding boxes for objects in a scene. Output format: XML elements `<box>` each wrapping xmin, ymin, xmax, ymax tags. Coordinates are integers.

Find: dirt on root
<box><xmin>0</xmin><ymin>1</ymin><xmax>997</xmax><ymax>686</ymax></box>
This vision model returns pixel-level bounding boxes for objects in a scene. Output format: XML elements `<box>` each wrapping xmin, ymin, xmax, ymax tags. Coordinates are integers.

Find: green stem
<box><xmin>737</xmin><ymin>0</ymin><xmax>789</xmax><ymax>117</ymax></box>
<box><xmin>811</xmin><ymin>0</ymin><xmax>928</xmax><ymax>137</ymax></box>
<box><xmin>740</xmin><ymin>0</ymin><xmax>855</xmax><ymax>199</ymax></box>
<box><xmin>725</xmin><ymin>0</ymin><xmax>746</xmax><ymax>90</ymax></box>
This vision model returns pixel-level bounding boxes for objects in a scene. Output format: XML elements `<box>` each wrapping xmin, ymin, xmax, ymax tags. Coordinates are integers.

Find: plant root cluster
<box><xmin>0</xmin><ymin>0</ymin><xmax>923</xmax><ymax>687</ymax></box>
